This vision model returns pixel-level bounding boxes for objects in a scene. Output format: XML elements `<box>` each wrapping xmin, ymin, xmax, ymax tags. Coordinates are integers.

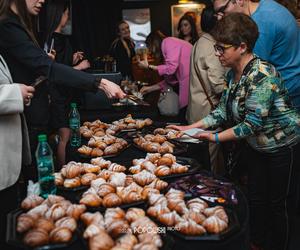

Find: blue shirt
<box><xmin>252</xmin><ymin>0</ymin><xmax>300</xmax><ymax>110</ymax></box>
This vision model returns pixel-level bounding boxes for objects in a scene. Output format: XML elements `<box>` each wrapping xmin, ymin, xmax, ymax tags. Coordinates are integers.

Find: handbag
<box><xmin>157</xmin><ymin>85</ymin><xmax>180</xmax><ymax>116</ymax></box>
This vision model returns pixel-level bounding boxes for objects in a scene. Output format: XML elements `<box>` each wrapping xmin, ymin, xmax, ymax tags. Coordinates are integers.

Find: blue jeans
<box><xmin>247</xmin><ymin>142</ymin><xmax>300</xmax><ymax>250</ymax></box>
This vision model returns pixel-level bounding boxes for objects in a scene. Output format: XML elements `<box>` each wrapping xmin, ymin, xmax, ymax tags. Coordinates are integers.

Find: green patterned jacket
<box><xmin>202</xmin><ymin>57</ymin><xmax>300</xmax><ymax>152</ymax></box>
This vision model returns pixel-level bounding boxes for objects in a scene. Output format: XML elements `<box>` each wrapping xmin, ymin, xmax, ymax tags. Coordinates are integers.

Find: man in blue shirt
<box><xmin>213</xmin><ymin>0</ymin><xmax>300</xmax><ymax>111</ymax></box>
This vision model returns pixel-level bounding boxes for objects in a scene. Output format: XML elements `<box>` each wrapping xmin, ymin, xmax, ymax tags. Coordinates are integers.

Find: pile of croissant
<box><xmin>80</xmin><ymin>120</ymin><xmax>110</xmax><ymax>138</ymax></box>
<box><xmin>153</xmin><ymin>127</ymin><xmax>184</xmax><ymax>139</ymax></box>
<box><xmin>79</xmin><ymin>168</ymin><xmax>168</xmax><ymax>208</ymax></box>
<box><xmin>133</xmin><ymin>134</ymin><xmax>175</xmax><ymax>153</ymax></box>
<box><xmin>78</xmin><ymin>135</ymin><xmax>128</xmax><ymax>157</ymax></box>
<box><xmin>129</xmin><ymin>153</ymin><xmax>188</xmax><ymax>177</ymax></box>
<box><xmin>81</xmin><ymin>207</ymin><xmax>162</xmax><ymax>250</ymax></box>
<box><xmin>54</xmin><ymin>158</ymin><xmax>126</xmax><ymax>188</ymax></box>
<box><xmin>147</xmin><ymin>188</ymin><xmax>229</xmax><ymax>236</ymax></box>
<box><xmin>17</xmin><ymin>194</ymin><xmax>86</xmax><ymax>247</ymax></box>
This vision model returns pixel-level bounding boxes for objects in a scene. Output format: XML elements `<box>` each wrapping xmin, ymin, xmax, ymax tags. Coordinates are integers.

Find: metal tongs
<box><xmin>125</xmin><ymin>94</ymin><xmax>150</xmax><ymax>106</ymax></box>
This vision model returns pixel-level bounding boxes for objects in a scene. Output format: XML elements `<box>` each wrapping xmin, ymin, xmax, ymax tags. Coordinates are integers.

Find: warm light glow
<box><xmin>178</xmin><ymin>0</ymin><xmax>196</xmax><ymax>4</ymax></box>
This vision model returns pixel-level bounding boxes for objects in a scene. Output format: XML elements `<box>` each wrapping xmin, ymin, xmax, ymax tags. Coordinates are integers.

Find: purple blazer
<box><xmin>157</xmin><ymin>37</ymin><xmax>192</xmax><ymax>108</ymax></box>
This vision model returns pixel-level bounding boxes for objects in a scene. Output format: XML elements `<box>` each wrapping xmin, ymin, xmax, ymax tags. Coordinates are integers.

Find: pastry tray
<box><xmin>6</xmin><ymin>209</ymin><xmax>79</xmax><ymax>250</ymax></box>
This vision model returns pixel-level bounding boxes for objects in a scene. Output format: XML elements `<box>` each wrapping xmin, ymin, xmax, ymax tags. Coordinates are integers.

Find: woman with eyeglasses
<box><xmin>169</xmin><ymin>13</ymin><xmax>300</xmax><ymax>250</ymax></box>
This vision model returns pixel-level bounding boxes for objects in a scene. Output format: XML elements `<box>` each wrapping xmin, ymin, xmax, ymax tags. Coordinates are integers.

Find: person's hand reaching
<box><xmin>19</xmin><ymin>84</ymin><xmax>35</xmax><ymax>105</ymax></box>
<box><xmin>98</xmin><ymin>78</ymin><xmax>126</xmax><ymax>99</ymax></box>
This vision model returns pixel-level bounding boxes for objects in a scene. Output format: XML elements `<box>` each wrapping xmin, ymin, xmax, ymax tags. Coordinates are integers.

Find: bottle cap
<box><xmin>38</xmin><ymin>134</ymin><xmax>47</xmax><ymax>142</ymax></box>
<box><xmin>70</xmin><ymin>103</ymin><xmax>77</xmax><ymax>108</ymax></box>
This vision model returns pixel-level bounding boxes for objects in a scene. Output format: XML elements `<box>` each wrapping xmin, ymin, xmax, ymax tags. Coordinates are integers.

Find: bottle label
<box><xmin>69</xmin><ymin>118</ymin><xmax>80</xmax><ymax>129</ymax></box>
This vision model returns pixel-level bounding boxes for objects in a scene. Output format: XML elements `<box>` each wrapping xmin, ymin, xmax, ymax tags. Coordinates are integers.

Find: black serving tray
<box><xmin>56</xmin><ymin>185</ymin><xmax>89</xmax><ymax>203</ymax></box>
<box><xmin>6</xmin><ymin>209</ymin><xmax>79</xmax><ymax>250</ymax></box>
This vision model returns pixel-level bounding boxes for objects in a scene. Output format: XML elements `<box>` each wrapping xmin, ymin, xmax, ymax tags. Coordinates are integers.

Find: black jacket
<box><xmin>0</xmin><ymin>14</ymin><xmax>98</xmax><ymax>127</ymax></box>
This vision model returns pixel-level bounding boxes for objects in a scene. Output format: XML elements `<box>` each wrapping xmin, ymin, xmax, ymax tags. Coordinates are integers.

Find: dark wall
<box><xmin>69</xmin><ymin>0</ymin><xmax>211</xmax><ymax>60</ymax></box>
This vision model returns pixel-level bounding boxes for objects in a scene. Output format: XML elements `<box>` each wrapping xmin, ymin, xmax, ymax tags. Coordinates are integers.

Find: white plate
<box><xmin>183</xmin><ymin>128</ymin><xmax>205</xmax><ymax>137</ymax></box>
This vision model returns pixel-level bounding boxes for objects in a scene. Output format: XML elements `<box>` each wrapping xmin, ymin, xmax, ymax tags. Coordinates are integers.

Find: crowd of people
<box><xmin>0</xmin><ymin>0</ymin><xmax>299</xmax><ymax>250</ymax></box>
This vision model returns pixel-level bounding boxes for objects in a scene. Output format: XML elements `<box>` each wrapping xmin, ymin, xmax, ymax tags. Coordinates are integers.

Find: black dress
<box><xmin>109</xmin><ymin>38</ymin><xmax>135</xmax><ymax>79</ymax></box>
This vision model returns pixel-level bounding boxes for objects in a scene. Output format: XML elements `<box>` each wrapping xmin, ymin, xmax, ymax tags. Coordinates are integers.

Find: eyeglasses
<box><xmin>214</xmin><ymin>43</ymin><xmax>234</xmax><ymax>54</ymax></box>
<box><xmin>215</xmin><ymin>0</ymin><xmax>232</xmax><ymax>15</ymax></box>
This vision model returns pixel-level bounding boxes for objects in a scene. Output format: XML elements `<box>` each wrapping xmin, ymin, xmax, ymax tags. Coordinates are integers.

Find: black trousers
<box><xmin>247</xmin><ymin>142</ymin><xmax>300</xmax><ymax>250</ymax></box>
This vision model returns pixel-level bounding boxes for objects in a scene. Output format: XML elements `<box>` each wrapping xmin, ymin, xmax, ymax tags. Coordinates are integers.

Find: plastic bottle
<box><xmin>69</xmin><ymin>102</ymin><xmax>81</xmax><ymax>147</ymax></box>
<box><xmin>35</xmin><ymin>134</ymin><xmax>56</xmax><ymax>198</ymax></box>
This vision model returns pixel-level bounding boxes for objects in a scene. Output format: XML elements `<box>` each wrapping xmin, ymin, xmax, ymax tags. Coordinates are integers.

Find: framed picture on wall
<box><xmin>171</xmin><ymin>3</ymin><xmax>206</xmax><ymax>37</ymax></box>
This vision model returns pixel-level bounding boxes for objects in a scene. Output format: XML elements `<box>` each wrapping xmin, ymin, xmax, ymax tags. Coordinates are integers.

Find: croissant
<box><xmin>91</xmin><ymin>157</ymin><xmax>111</xmax><ymax>169</ymax></box>
<box><xmin>131</xmin><ymin>158</ymin><xmax>145</xmax><ymax>165</ymax></box>
<box><xmin>21</xmin><ymin>195</ymin><xmax>44</xmax><ymax>211</ymax></box>
<box><xmin>170</xmin><ymin>163</ymin><xmax>188</xmax><ymax>174</ymax></box>
<box><xmin>141</xmin><ymin>187</ymin><xmax>160</xmax><ymax>200</ymax></box>
<box><xmin>157</xmin><ymin>156</ymin><xmax>173</xmax><ymax>166</ymax></box>
<box><xmin>183</xmin><ymin>211</ymin><xmax>206</xmax><ymax>224</ymax></box>
<box><xmin>84</xmin><ymin>224</ymin><xmax>105</xmax><ymax>239</ymax></box>
<box><xmin>104</xmin><ymin>207</ymin><xmax>126</xmax><ymax>225</ymax></box>
<box><xmin>27</xmin><ymin>204</ymin><xmax>48</xmax><ymax>220</ymax></box>
<box><xmin>125</xmin><ymin>208</ymin><xmax>145</xmax><ymax>223</ymax></box>
<box><xmin>106</xmin><ymin>220</ymin><xmax>130</xmax><ymax>238</ymax></box>
<box><xmin>141</xmin><ymin>160</ymin><xmax>156</xmax><ymax>173</ymax></box>
<box><xmin>147</xmin><ymin>204</ymin><xmax>170</xmax><ymax>218</ymax></box>
<box><xmin>202</xmin><ymin>215</ymin><xmax>228</xmax><ymax>233</ymax></box>
<box><xmin>129</xmin><ymin>165</ymin><xmax>142</xmax><ymax>174</ymax></box>
<box><xmin>57</xmin><ymin>200</ymin><xmax>72</xmax><ymax>211</ymax></box>
<box><xmin>153</xmin><ymin>128</ymin><xmax>165</xmax><ymax>135</ymax></box>
<box><xmin>115</xmin><ymin>138</ymin><xmax>128</xmax><ymax>147</ymax></box>
<box><xmin>62</xmin><ymin>163</ymin><xmax>82</xmax><ymax>178</ymax></box>
<box><xmin>54</xmin><ymin>172</ymin><xmax>64</xmax><ymax>186</ymax></box>
<box><xmin>34</xmin><ymin>218</ymin><xmax>55</xmax><ymax>233</ymax></box>
<box><xmin>125</xmin><ymin>175</ymin><xmax>134</xmax><ymax>186</ymax></box>
<box><xmin>45</xmin><ymin>204</ymin><xmax>66</xmax><ymax>221</ymax></box>
<box><xmin>167</xmin><ymin>198</ymin><xmax>188</xmax><ymax>215</ymax></box>
<box><xmin>146</xmin><ymin>178</ymin><xmax>168</xmax><ymax>191</ymax></box>
<box><xmin>97</xmin><ymin>170</ymin><xmax>113</xmax><ymax>181</ymax></box>
<box><xmin>88</xmin><ymin>232</ymin><xmax>114</xmax><ymax>250</ymax></box>
<box><xmin>214</xmin><ymin>207</ymin><xmax>229</xmax><ymax>223</ymax></box>
<box><xmin>152</xmin><ymin>134</ymin><xmax>167</xmax><ymax>144</ymax></box>
<box><xmin>97</xmin><ymin>183</ymin><xmax>116</xmax><ymax>197</ymax></box>
<box><xmin>123</xmin><ymin>182</ymin><xmax>143</xmax><ymax>194</ymax></box>
<box><xmin>109</xmin><ymin>172</ymin><xmax>126</xmax><ymax>187</ymax></box>
<box><xmin>66</xmin><ymin>204</ymin><xmax>86</xmax><ymax>220</ymax></box>
<box><xmin>63</xmin><ymin>177</ymin><xmax>81</xmax><ymax>188</ymax></box>
<box><xmin>81</xmin><ymin>173</ymin><xmax>97</xmax><ymax>186</ymax></box>
<box><xmin>144</xmin><ymin>134</ymin><xmax>155</xmax><ymax>141</ymax></box>
<box><xmin>176</xmin><ymin>219</ymin><xmax>207</xmax><ymax>235</ymax></box>
<box><xmin>91</xmin><ymin>148</ymin><xmax>104</xmax><ymax>157</ymax></box>
<box><xmin>94</xmin><ymin>131</ymin><xmax>106</xmax><ymax>138</ymax></box>
<box><xmin>17</xmin><ymin>213</ymin><xmax>34</xmax><ymax>233</ymax></box>
<box><xmin>55</xmin><ymin>217</ymin><xmax>77</xmax><ymax>232</ymax></box>
<box><xmin>133</xmin><ymin>242</ymin><xmax>159</xmax><ymax>250</ymax></box>
<box><xmin>138</xmin><ymin>234</ymin><xmax>162</xmax><ymax>248</ymax></box>
<box><xmin>157</xmin><ymin>211</ymin><xmax>182</xmax><ymax>226</ymax></box>
<box><xmin>203</xmin><ymin>206</ymin><xmax>225</xmax><ymax>217</ymax></box>
<box><xmin>108</xmin><ymin>163</ymin><xmax>126</xmax><ymax>172</ymax></box>
<box><xmin>115</xmin><ymin>233</ymin><xmax>138</xmax><ymax>249</ymax></box>
<box><xmin>82</xmin><ymin>163</ymin><xmax>101</xmax><ymax>174</ymax></box>
<box><xmin>133</xmin><ymin>170</ymin><xmax>156</xmax><ymax>186</ymax></box>
<box><xmin>165</xmin><ymin>188</ymin><xmax>185</xmax><ymax>200</ymax></box>
<box><xmin>90</xmin><ymin>177</ymin><xmax>106</xmax><ymax>190</ymax></box>
<box><xmin>162</xmin><ymin>153</ymin><xmax>176</xmax><ymax>162</ymax></box>
<box><xmin>78</xmin><ymin>145</ymin><xmax>93</xmax><ymax>155</ymax></box>
<box><xmin>104</xmin><ymin>145</ymin><xmax>119</xmax><ymax>155</ymax></box>
<box><xmin>122</xmin><ymin>190</ymin><xmax>142</xmax><ymax>204</ymax></box>
<box><xmin>187</xmin><ymin>198</ymin><xmax>208</xmax><ymax>213</ymax></box>
<box><xmin>81</xmin><ymin>129</ymin><xmax>93</xmax><ymax>138</ymax></box>
<box><xmin>148</xmin><ymin>193</ymin><xmax>167</xmax><ymax>207</ymax></box>
<box><xmin>49</xmin><ymin>227</ymin><xmax>72</xmax><ymax>244</ymax></box>
<box><xmin>144</xmin><ymin>142</ymin><xmax>161</xmax><ymax>153</ymax></box>
<box><xmin>23</xmin><ymin>228</ymin><xmax>49</xmax><ymax>247</ymax></box>
<box><xmin>102</xmin><ymin>193</ymin><xmax>122</xmax><ymax>207</ymax></box>
<box><xmin>81</xmin><ymin>212</ymin><xmax>104</xmax><ymax>227</ymax></box>
<box><xmin>43</xmin><ymin>194</ymin><xmax>65</xmax><ymax>206</ymax></box>
<box><xmin>154</xmin><ymin>165</ymin><xmax>171</xmax><ymax>177</ymax></box>
<box><xmin>80</xmin><ymin>193</ymin><xmax>102</xmax><ymax>207</ymax></box>
<box><xmin>145</xmin><ymin>153</ymin><xmax>161</xmax><ymax>163</ymax></box>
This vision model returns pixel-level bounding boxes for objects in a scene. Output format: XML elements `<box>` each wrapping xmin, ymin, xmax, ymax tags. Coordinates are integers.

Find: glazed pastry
<box><xmin>66</xmin><ymin>204</ymin><xmax>86</xmax><ymax>220</ymax></box>
<box><xmin>125</xmin><ymin>208</ymin><xmax>145</xmax><ymax>223</ymax></box>
<box><xmin>146</xmin><ymin>178</ymin><xmax>168</xmax><ymax>191</ymax></box>
<box><xmin>27</xmin><ymin>204</ymin><xmax>48</xmax><ymax>220</ymax></box>
<box><xmin>148</xmin><ymin>193</ymin><xmax>167</xmax><ymax>207</ymax></box>
<box><xmin>91</xmin><ymin>157</ymin><xmax>111</xmax><ymax>169</ymax></box>
<box><xmin>133</xmin><ymin>170</ymin><xmax>156</xmax><ymax>186</ymax></box>
<box><xmin>54</xmin><ymin>172</ymin><xmax>64</xmax><ymax>186</ymax></box>
<box><xmin>187</xmin><ymin>198</ymin><xmax>208</xmax><ymax>213</ymax></box>
<box><xmin>21</xmin><ymin>194</ymin><xmax>44</xmax><ymax>210</ymax></box>
<box><xmin>147</xmin><ymin>204</ymin><xmax>170</xmax><ymax>218</ymax></box>
<box><xmin>34</xmin><ymin>218</ymin><xmax>55</xmax><ymax>233</ymax></box>
<box><xmin>129</xmin><ymin>165</ymin><xmax>142</xmax><ymax>174</ymax></box>
<box><xmin>81</xmin><ymin>173</ymin><xmax>97</xmax><ymax>186</ymax></box>
<box><xmin>141</xmin><ymin>187</ymin><xmax>160</xmax><ymax>200</ymax></box>
<box><xmin>88</xmin><ymin>231</ymin><xmax>115</xmax><ymax>250</ymax></box>
<box><xmin>106</xmin><ymin>220</ymin><xmax>130</xmax><ymax>238</ymax></box>
<box><xmin>55</xmin><ymin>217</ymin><xmax>77</xmax><ymax>232</ymax></box>
<box><xmin>138</xmin><ymin>234</ymin><xmax>162</xmax><ymax>248</ymax></box>
<box><xmin>81</xmin><ymin>212</ymin><xmax>104</xmax><ymax>227</ymax></box>
<box><xmin>157</xmin><ymin>156</ymin><xmax>173</xmax><ymax>166</ymax></box>
<box><xmin>23</xmin><ymin>228</ymin><xmax>49</xmax><ymax>247</ymax></box>
<box><xmin>78</xmin><ymin>145</ymin><xmax>93</xmax><ymax>155</ymax></box>
<box><xmin>90</xmin><ymin>177</ymin><xmax>106</xmax><ymax>190</ymax></box>
<box><xmin>84</xmin><ymin>224</ymin><xmax>105</xmax><ymax>239</ymax></box>
<box><xmin>17</xmin><ymin>213</ymin><xmax>34</xmax><ymax>233</ymax></box>
<box><xmin>170</xmin><ymin>163</ymin><xmax>188</xmax><ymax>174</ymax></box>
<box><xmin>145</xmin><ymin>153</ymin><xmax>161</xmax><ymax>163</ymax></box>
<box><xmin>91</xmin><ymin>148</ymin><xmax>104</xmax><ymax>157</ymax></box>
<box><xmin>108</xmin><ymin>163</ymin><xmax>126</xmax><ymax>172</ymax></box>
<box><xmin>97</xmin><ymin>169</ymin><xmax>113</xmax><ymax>181</ymax></box>
<box><xmin>165</xmin><ymin>188</ymin><xmax>185</xmax><ymax>200</ymax></box>
<box><xmin>167</xmin><ymin>198</ymin><xmax>188</xmax><ymax>215</ymax></box>
<box><xmin>109</xmin><ymin>172</ymin><xmax>126</xmax><ymax>187</ymax></box>
<box><xmin>80</xmin><ymin>193</ymin><xmax>102</xmax><ymax>207</ymax></box>
<box><xmin>62</xmin><ymin>163</ymin><xmax>82</xmax><ymax>178</ymax></box>
<box><xmin>141</xmin><ymin>160</ymin><xmax>156</xmax><ymax>173</ymax></box>
<box><xmin>183</xmin><ymin>211</ymin><xmax>206</xmax><ymax>224</ymax></box>
<box><xmin>176</xmin><ymin>219</ymin><xmax>207</xmax><ymax>235</ymax></box>
<box><xmin>49</xmin><ymin>227</ymin><xmax>72</xmax><ymax>243</ymax></box>
<box><xmin>104</xmin><ymin>145</ymin><xmax>119</xmax><ymax>155</ymax></box>
<box><xmin>45</xmin><ymin>204</ymin><xmax>66</xmax><ymax>221</ymax></box>
<box><xmin>82</xmin><ymin>163</ymin><xmax>101</xmax><ymax>174</ymax></box>
<box><xmin>157</xmin><ymin>211</ymin><xmax>182</xmax><ymax>226</ymax></box>
<box><xmin>97</xmin><ymin>183</ymin><xmax>116</xmax><ymax>197</ymax></box>
<box><xmin>202</xmin><ymin>215</ymin><xmax>228</xmax><ymax>233</ymax></box>
<box><xmin>154</xmin><ymin>165</ymin><xmax>171</xmax><ymax>176</ymax></box>
<box><xmin>102</xmin><ymin>193</ymin><xmax>122</xmax><ymax>207</ymax></box>
<box><xmin>63</xmin><ymin>177</ymin><xmax>81</xmax><ymax>188</ymax></box>
<box><xmin>125</xmin><ymin>175</ymin><xmax>134</xmax><ymax>186</ymax></box>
